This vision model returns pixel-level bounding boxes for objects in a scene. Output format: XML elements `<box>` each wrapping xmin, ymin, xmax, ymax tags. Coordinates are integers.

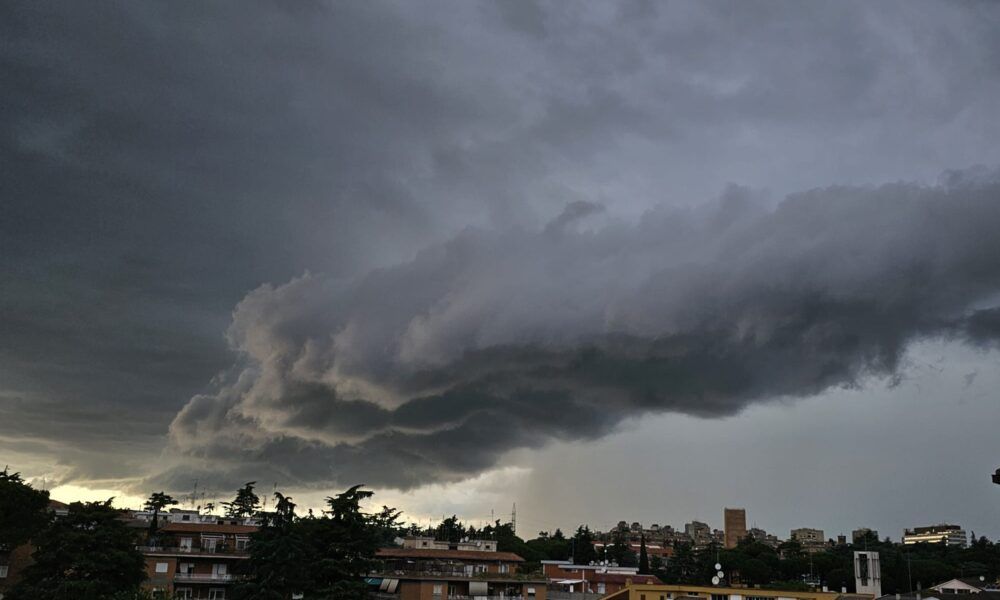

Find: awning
<box><xmin>469</xmin><ymin>581</ymin><xmax>489</xmax><ymax>596</ymax></box>
<box><xmin>555</xmin><ymin>579</ymin><xmax>587</xmax><ymax>585</ymax></box>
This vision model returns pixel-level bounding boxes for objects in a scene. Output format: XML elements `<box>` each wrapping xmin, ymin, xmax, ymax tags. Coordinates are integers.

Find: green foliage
<box><xmin>225</xmin><ymin>482</ymin><xmax>261</xmax><ymax>519</ymax></box>
<box><xmin>142</xmin><ymin>491</ymin><xmax>177</xmax><ymax>533</ymax></box>
<box><xmin>0</xmin><ymin>466</ymin><xmax>50</xmax><ymax>551</ymax></box>
<box><xmin>7</xmin><ymin>500</ymin><xmax>146</xmax><ymax>600</ymax></box>
<box><xmin>571</xmin><ymin>525</ymin><xmax>598</xmax><ymax>565</ymax></box>
<box><xmin>639</xmin><ymin>535</ymin><xmax>651</xmax><ymax>574</ymax></box>
<box><xmin>235</xmin><ymin>485</ymin><xmax>399</xmax><ymax>600</ymax></box>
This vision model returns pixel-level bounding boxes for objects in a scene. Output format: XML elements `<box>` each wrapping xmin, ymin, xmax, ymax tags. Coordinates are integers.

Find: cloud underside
<box><xmin>158</xmin><ymin>168</ymin><xmax>1000</xmax><ymax>491</ymax></box>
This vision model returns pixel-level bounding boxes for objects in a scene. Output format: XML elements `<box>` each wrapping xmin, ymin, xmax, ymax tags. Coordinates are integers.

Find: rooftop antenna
<box><xmin>190</xmin><ymin>480</ymin><xmax>199</xmax><ymax>509</ymax></box>
<box><xmin>511</xmin><ymin>503</ymin><xmax>517</xmax><ymax>535</ymax></box>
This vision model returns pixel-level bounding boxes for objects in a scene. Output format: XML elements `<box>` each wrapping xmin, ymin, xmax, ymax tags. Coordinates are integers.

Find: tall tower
<box><xmin>854</xmin><ymin>551</ymin><xmax>882</xmax><ymax>597</ymax></box>
<box><xmin>724</xmin><ymin>508</ymin><xmax>747</xmax><ymax>549</ymax></box>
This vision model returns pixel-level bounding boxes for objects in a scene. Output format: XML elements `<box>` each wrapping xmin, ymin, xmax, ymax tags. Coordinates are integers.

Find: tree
<box><xmin>225</xmin><ymin>482</ymin><xmax>261</xmax><ymax>519</ymax></box>
<box><xmin>311</xmin><ymin>485</ymin><xmax>383</xmax><ymax>599</ymax></box>
<box><xmin>436</xmin><ymin>515</ymin><xmax>466</xmax><ymax>543</ymax></box>
<box><xmin>571</xmin><ymin>526</ymin><xmax>598</xmax><ymax>565</ymax></box>
<box><xmin>142</xmin><ymin>491</ymin><xmax>177</xmax><ymax>534</ymax></box>
<box><xmin>8</xmin><ymin>500</ymin><xmax>146</xmax><ymax>600</ymax></box>
<box><xmin>0</xmin><ymin>467</ymin><xmax>50</xmax><ymax>551</ymax></box>
<box><xmin>234</xmin><ymin>492</ymin><xmax>310</xmax><ymax>600</ymax></box>
<box><xmin>638</xmin><ymin>535</ymin><xmax>650</xmax><ymax>574</ymax></box>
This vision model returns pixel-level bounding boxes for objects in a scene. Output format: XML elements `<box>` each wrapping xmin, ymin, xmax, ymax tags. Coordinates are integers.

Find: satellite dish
<box><xmin>712</xmin><ymin>577</ymin><xmax>720</xmax><ymax>585</ymax></box>
<box><xmin>715</xmin><ymin>563</ymin><xmax>722</xmax><ymax>571</ymax></box>
<box><xmin>717</xmin><ymin>571</ymin><xmax>725</xmax><ymax>579</ymax></box>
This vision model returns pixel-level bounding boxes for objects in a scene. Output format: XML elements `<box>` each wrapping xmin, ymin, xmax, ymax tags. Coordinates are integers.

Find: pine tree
<box><xmin>143</xmin><ymin>491</ymin><xmax>177</xmax><ymax>534</ymax></box>
<box><xmin>7</xmin><ymin>500</ymin><xmax>146</xmax><ymax>600</ymax></box>
<box><xmin>639</xmin><ymin>534</ymin><xmax>650</xmax><ymax>574</ymax></box>
<box><xmin>224</xmin><ymin>482</ymin><xmax>261</xmax><ymax>519</ymax></box>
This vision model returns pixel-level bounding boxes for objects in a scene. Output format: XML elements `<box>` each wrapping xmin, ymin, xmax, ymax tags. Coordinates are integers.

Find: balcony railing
<box><xmin>369</xmin><ymin>594</ymin><xmax>525</xmax><ymax>600</ymax></box>
<box><xmin>137</xmin><ymin>545</ymin><xmax>249</xmax><ymax>556</ymax></box>
<box><xmin>371</xmin><ymin>569</ymin><xmax>542</xmax><ymax>582</ymax></box>
<box><xmin>174</xmin><ymin>572</ymin><xmax>237</xmax><ymax>582</ymax></box>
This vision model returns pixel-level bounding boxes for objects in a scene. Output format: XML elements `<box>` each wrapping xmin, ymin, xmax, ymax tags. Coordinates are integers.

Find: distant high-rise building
<box><xmin>790</xmin><ymin>528</ymin><xmax>827</xmax><ymax>553</ymax></box>
<box><xmin>854</xmin><ymin>551</ymin><xmax>882</xmax><ymax>598</ymax></box>
<box><xmin>902</xmin><ymin>524</ymin><xmax>967</xmax><ymax>547</ymax></box>
<box><xmin>724</xmin><ymin>508</ymin><xmax>747</xmax><ymax>549</ymax></box>
<box><xmin>852</xmin><ymin>528</ymin><xmax>879</xmax><ymax>545</ymax></box>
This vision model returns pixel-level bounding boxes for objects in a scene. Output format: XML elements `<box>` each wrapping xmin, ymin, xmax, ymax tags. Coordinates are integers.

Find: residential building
<box><xmin>685</xmin><ymin>521</ymin><xmax>713</xmax><ymax>549</ymax></box>
<box><xmin>599</xmin><ymin>582</ymin><xmax>846</xmax><ymax>600</ymax></box>
<box><xmin>877</xmin><ymin>593</ymin><xmax>1000</xmax><ymax>600</ymax></box>
<box><xmin>852</xmin><ymin>529</ymin><xmax>879</xmax><ymax>545</ymax></box>
<box><xmin>592</xmin><ymin>541</ymin><xmax>673</xmax><ymax>560</ymax></box>
<box><xmin>748</xmin><ymin>527</ymin><xmax>781</xmax><ymax>549</ymax></box>
<box><xmin>0</xmin><ymin>499</ymin><xmax>70</xmax><ymax>599</ymax></box>
<box><xmin>791</xmin><ymin>528</ymin><xmax>827</xmax><ymax>553</ymax></box>
<box><xmin>931</xmin><ymin>578</ymin><xmax>1000</xmax><ymax>594</ymax></box>
<box><xmin>542</xmin><ymin>561</ymin><xmax>660</xmax><ymax>596</ymax></box>
<box><xmin>724</xmin><ymin>509</ymin><xmax>747</xmax><ymax>549</ymax></box>
<box><xmin>902</xmin><ymin>525</ymin><xmax>967</xmax><ymax>548</ymax></box>
<box><xmin>370</xmin><ymin>539</ymin><xmax>546</xmax><ymax>600</ymax></box>
<box><xmin>403</xmin><ymin>536</ymin><xmax>498</xmax><ymax>552</ymax></box>
<box><xmin>139</xmin><ymin>521</ymin><xmax>257</xmax><ymax>599</ymax></box>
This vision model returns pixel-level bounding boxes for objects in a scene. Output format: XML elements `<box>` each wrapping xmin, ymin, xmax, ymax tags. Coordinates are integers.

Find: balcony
<box><xmin>369</xmin><ymin>595</ymin><xmax>524</xmax><ymax>600</ymax></box>
<box><xmin>371</xmin><ymin>569</ymin><xmax>543</xmax><ymax>582</ymax></box>
<box><xmin>174</xmin><ymin>572</ymin><xmax>237</xmax><ymax>583</ymax></box>
<box><xmin>137</xmin><ymin>545</ymin><xmax>249</xmax><ymax>557</ymax></box>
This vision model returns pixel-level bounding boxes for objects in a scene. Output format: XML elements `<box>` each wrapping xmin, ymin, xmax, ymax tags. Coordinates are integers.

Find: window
<box><xmin>433</xmin><ymin>584</ymin><xmax>444</xmax><ymax>596</ymax></box>
<box><xmin>236</xmin><ymin>537</ymin><xmax>249</xmax><ymax>551</ymax></box>
<box><xmin>179</xmin><ymin>537</ymin><xmax>193</xmax><ymax>551</ymax></box>
<box><xmin>175</xmin><ymin>589</ymin><xmax>193</xmax><ymax>600</ymax></box>
<box><xmin>712</xmin><ymin>595</ymin><xmax>729</xmax><ymax>600</ymax></box>
<box><xmin>528</xmin><ymin>588</ymin><xmax>536</xmax><ymax>597</ymax></box>
<box><xmin>499</xmin><ymin>563</ymin><xmax>510</xmax><ymax>574</ymax></box>
<box><xmin>155</xmin><ymin>562</ymin><xmax>169</xmax><ymax>574</ymax></box>
<box><xmin>641</xmin><ymin>595</ymin><xmax>646</xmax><ymax>600</ymax></box>
<box><xmin>598</xmin><ymin>583</ymin><xmax>606</xmax><ymax>594</ymax></box>
<box><xmin>208</xmin><ymin>589</ymin><xmax>226</xmax><ymax>600</ymax></box>
<box><xmin>0</xmin><ymin>565</ymin><xmax>8</xmax><ymax>578</ymax></box>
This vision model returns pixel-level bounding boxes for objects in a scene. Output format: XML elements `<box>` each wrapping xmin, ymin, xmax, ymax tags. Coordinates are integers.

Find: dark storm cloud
<box><xmin>4</xmin><ymin>0</ymin><xmax>1000</xmax><ymax>489</ymax></box>
<box><xmin>161</xmin><ymin>170</ymin><xmax>1000</xmax><ymax>490</ymax></box>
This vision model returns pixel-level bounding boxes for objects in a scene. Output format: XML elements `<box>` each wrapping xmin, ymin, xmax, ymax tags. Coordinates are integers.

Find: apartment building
<box><xmin>0</xmin><ymin>499</ymin><xmax>70</xmax><ymax>599</ymax></box>
<box><xmin>724</xmin><ymin>509</ymin><xmax>747</xmax><ymax>550</ymax></box>
<box><xmin>139</xmin><ymin>521</ymin><xmax>257</xmax><ymax>599</ymax></box>
<box><xmin>790</xmin><ymin>528</ymin><xmax>827</xmax><ymax>554</ymax></box>
<box><xmin>902</xmin><ymin>525</ymin><xmax>967</xmax><ymax>548</ymax></box>
<box><xmin>542</xmin><ymin>561</ymin><xmax>660</xmax><ymax>596</ymax></box>
<box><xmin>370</xmin><ymin>538</ymin><xmax>546</xmax><ymax>600</ymax></box>
<box><xmin>599</xmin><ymin>583</ymin><xmax>845</xmax><ymax>600</ymax></box>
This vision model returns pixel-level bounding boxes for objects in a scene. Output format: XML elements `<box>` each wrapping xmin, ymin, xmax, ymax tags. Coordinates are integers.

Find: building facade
<box><xmin>902</xmin><ymin>525</ymin><xmax>967</xmax><ymax>548</ymax></box>
<box><xmin>139</xmin><ymin>521</ymin><xmax>257</xmax><ymax>599</ymax></box>
<box><xmin>542</xmin><ymin>561</ymin><xmax>660</xmax><ymax>596</ymax></box>
<box><xmin>599</xmin><ymin>583</ymin><xmax>845</xmax><ymax>600</ymax></box>
<box><xmin>371</xmin><ymin>540</ymin><xmax>546</xmax><ymax>600</ymax></box>
<box><xmin>724</xmin><ymin>509</ymin><xmax>747</xmax><ymax>550</ymax></box>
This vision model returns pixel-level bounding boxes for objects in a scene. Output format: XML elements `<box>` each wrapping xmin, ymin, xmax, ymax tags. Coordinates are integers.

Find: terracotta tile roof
<box><xmin>161</xmin><ymin>522</ymin><xmax>258</xmax><ymax>534</ymax></box>
<box><xmin>376</xmin><ymin>547</ymin><xmax>524</xmax><ymax>562</ymax></box>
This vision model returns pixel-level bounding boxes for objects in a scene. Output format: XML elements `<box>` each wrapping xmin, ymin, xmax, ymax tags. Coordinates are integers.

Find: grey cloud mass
<box><xmin>2</xmin><ymin>0</ymin><xmax>1000</xmax><ymax>504</ymax></box>
<box><xmin>162</xmin><ymin>170</ymin><xmax>1000</xmax><ymax>490</ymax></box>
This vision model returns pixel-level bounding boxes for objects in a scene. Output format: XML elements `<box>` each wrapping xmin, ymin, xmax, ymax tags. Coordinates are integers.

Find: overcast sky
<box><xmin>3</xmin><ymin>0</ymin><xmax>1000</xmax><ymax>539</ymax></box>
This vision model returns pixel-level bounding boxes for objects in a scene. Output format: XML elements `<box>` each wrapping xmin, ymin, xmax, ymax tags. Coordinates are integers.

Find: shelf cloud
<box><xmin>160</xmin><ymin>168</ymin><xmax>1000</xmax><ymax>490</ymax></box>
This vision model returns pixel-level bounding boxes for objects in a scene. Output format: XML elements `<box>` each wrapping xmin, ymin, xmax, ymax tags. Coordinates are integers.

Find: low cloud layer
<box><xmin>162</xmin><ymin>167</ymin><xmax>1000</xmax><ymax>490</ymax></box>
